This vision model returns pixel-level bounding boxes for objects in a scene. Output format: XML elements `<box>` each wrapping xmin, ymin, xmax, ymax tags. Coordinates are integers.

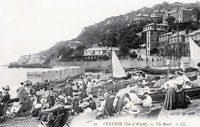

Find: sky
<box><xmin>0</xmin><ymin>0</ymin><xmax>198</xmax><ymax>65</ymax></box>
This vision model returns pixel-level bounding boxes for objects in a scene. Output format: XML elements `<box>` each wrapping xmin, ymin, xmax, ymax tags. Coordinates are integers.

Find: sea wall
<box><xmin>55</xmin><ymin>57</ymin><xmax>191</xmax><ymax>70</ymax></box>
<box><xmin>55</xmin><ymin>59</ymin><xmax>166</xmax><ymax>70</ymax></box>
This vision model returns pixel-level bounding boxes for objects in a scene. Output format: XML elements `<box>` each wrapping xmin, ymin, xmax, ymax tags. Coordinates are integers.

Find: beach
<box><xmin>1</xmin><ymin>65</ymin><xmax>200</xmax><ymax>127</ymax></box>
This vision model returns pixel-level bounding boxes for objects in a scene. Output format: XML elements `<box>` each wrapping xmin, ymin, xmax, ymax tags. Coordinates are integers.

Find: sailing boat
<box><xmin>111</xmin><ymin>50</ymin><xmax>127</xmax><ymax>78</ymax></box>
<box><xmin>189</xmin><ymin>37</ymin><xmax>200</xmax><ymax>68</ymax></box>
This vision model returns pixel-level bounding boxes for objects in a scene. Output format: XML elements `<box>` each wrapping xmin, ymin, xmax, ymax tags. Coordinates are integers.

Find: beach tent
<box><xmin>27</xmin><ymin>66</ymin><xmax>84</xmax><ymax>84</ymax></box>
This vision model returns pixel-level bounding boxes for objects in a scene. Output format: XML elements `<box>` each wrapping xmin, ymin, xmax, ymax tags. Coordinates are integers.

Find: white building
<box><xmin>83</xmin><ymin>46</ymin><xmax>120</xmax><ymax>60</ymax></box>
<box><xmin>69</xmin><ymin>41</ymin><xmax>82</xmax><ymax>49</ymax></box>
<box><xmin>134</xmin><ymin>13</ymin><xmax>151</xmax><ymax>23</ymax></box>
<box><xmin>163</xmin><ymin>8</ymin><xmax>197</xmax><ymax>23</ymax></box>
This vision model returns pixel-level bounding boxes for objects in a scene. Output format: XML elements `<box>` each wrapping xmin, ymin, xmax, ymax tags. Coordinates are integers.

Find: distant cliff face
<box><xmin>17</xmin><ymin>54</ymin><xmax>46</xmax><ymax>65</ymax></box>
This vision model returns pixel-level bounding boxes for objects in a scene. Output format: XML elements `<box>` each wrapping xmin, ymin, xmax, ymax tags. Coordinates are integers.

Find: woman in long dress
<box><xmin>174</xmin><ymin>71</ymin><xmax>190</xmax><ymax>109</ymax></box>
<box><xmin>163</xmin><ymin>75</ymin><xmax>177</xmax><ymax>110</ymax></box>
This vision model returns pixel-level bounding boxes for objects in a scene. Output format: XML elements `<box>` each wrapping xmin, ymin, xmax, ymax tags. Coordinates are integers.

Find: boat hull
<box><xmin>150</xmin><ymin>87</ymin><xmax>200</xmax><ymax>103</ymax></box>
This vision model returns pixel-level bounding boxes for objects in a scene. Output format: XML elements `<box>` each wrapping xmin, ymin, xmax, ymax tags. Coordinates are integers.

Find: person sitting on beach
<box><xmin>72</xmin><ymin>82</ymin><xmax>79</xmax><ymax>93</ymax></box>
<box><xmin>39</xmin><ymin>87</ymin><xmax>50</xmax><ymax>104</ymax></box>
<box><xmin>0</xmin><ymin>86</ymin><xmax>10</xmax><ymax>118</ymax></box>
<box><xmin>128</xmin><ymin>88</ymin><xmax>141</xmax><ymax>104</ymax></box>
<box><xmin>38</xmin><ymin>95</ymin><xmax>65</xmax><ymax>122</ymax></box>
<box><xmin>92</xmin><ymin>80</ymin><xmax>96</xmax><ymax>86</ymax></box>
<box><xmin>17</xmin><ymin>82</ymin><xmax>31</xmax><ymax>103</ymax></box>
<box><xmin>123</xmin><ymin>94</ymin><xmax>140</xmax><ymax>115</ymax></box>
<box><xmin>86</xmin><ymin>79</ymin><xmax>92</xmax><ymax>87</ymax></box>
<box><xmin>16</xmin><ymin>82</ymin><xmax>25</xmax><ymax>98</ymax></box>
<box><xmin>142</xmin><ymin>92</ymin><xmax>152</xmax><ymax>107</ymax></box>
<box><xmin>154</xmin><ymin>74</ymin><xmax>168</xmax><ymax>88</ymax></box>
<box><xmin>36</xmin><ymin>88</ymin><xmax>43</xmax><ymax>103</ymax></box>
<box><xmin>64</xmin><ymin>95</ymin><xmax>73</xmax><ymax>105</ymax></box>
<box><xmin>95</xmin><ymin>93</ymin><xmax>109</xmax><ymax>119</ymax></box>
<box><xmin>132</xmin><ymin>73</ymin><xmax>140</xmax><ymax>81</ymax></box>
<box><xmin>1</xmin><ymin>86</ymin><xmax>10</xmax><ymax>104</ymax></box>
<box><xmin>72</xmin><ymin>97</ymin><xmax>84</xmax><ymax>115</ymax></box>
<box><xmin>72</xmin><ymin>83</ymin><xmax>77</xmax><ymax>93</ymax></box>
<box><xmin>85</xmin><ymin>95</ymin><xmax>96</xmax><ymax>110</ymax></box>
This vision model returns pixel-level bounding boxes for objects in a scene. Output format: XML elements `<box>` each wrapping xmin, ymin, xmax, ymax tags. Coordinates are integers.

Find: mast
<box><xmin>146</xmin><ymin>44</ymin><xmax>148</xmax><ymax>67</ymax></box>
<box><xmin>175</xmin><ymin>4</ymin><xmax>182</xmax><ymax>68</ymax></box>
<box><xmin>177</xmin><ymin>9</ymin><xmax>180</xmax><ymax>68</ymax></box>
<box><xmin>109</xmin><ymin>41</ymin><xmax>113</xmax><ymax>78</ymax></box>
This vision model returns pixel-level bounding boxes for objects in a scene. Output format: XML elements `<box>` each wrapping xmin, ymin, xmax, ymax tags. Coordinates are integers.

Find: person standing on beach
<box><xmin>163</xmin><ymin>75</ymin><xmax>177</xmax><ymax>110</ymax></box>
<box><xmin>17</xmin><ymin>82</ymin><xmax>26</xmax><ymax>102</ymax></box>
<box><xmin>174</xmin><ymin>71</ymin><xmax>190</xmax><ymax>109</ymax></box>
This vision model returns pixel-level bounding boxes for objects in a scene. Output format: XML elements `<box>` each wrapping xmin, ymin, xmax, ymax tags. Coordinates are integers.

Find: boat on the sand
<box><xmin>150</xmin><ymin>87</ymin><xmax>200</xmax><ymax>103</ymax></box>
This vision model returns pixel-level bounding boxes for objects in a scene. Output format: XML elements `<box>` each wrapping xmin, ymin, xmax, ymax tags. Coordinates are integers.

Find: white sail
<box><xmin>189</xmin><ymin>38</ymin><xmax>200</xmax><ymax>68</ymax></box>
<box><xmin>112</xmin><ymin>50</ymin><xmax>127</xmax><ymax>78</ymax></box>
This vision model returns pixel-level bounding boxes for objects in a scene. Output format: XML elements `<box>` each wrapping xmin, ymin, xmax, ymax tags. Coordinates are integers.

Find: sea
<box><xmin>0</xmin><ymin>65</ymin><xmax>50</xmax><ymax>98</ymax></box>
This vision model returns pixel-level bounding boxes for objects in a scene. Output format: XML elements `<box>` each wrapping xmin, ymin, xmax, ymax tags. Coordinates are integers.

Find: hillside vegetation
<box><xmin>14</xmin><ymin>1</ymin><xmax>200</xmax><ymax>66</ymax></box>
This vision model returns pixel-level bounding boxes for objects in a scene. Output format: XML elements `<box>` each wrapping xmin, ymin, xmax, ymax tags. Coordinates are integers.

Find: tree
<box><xmin>74</xmin><ymin>45</ymin><xmax>86</xmax><ymax>57</ymax></box>
<box><xmin>166</xmin><ymin>16</ymin><xmax>176</xmax><ymax>24</ymax></box>
<box><xmin>102</xmin><ymin>33</ymin><xmax>118</xmax><ymax>47</ymax></box>
<box><xmin>119</xmin><ymin>46</ymin><xmax>130</xmax><ymax>57</ymax></box>
<box><xmin>150</xmin><ymin>48</ymin><xmax>159</xmax><ymax>55</ymax></box>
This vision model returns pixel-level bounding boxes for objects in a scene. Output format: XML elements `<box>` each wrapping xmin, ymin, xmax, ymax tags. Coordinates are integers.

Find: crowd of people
<box><xmin>0</xmin><ymin>69</ymin><xmax>197</xmax><ymax>125</ymax></box>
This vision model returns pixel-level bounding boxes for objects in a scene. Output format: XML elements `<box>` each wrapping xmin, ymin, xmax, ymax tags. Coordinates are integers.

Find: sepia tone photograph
<box><xmin>0</xmin><ymin>0</ymin><xmax>200</xmax><ymax>127</ymax></box>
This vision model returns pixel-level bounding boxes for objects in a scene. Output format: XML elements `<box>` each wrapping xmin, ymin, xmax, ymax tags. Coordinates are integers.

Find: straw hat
<box><xmin>104</xmin><ymin>93</ymin><xmax>109</xmax><ymax>98</ymax></box>
<box><xmin>88</xmin><ymin>94</ymin><xmax>93</xmax><ymax>99</ymax></box>
<box><xmin>142</xmin><ymin>80</ymin><xmax>148</xmax><ymax>85</ymax></box>
<box><xmin>34</xmin><ymin>103</ymin><xmax>42</xmax><ymax>108</ymax></box>
<box><xmin>168</xmin><ymin>74</ymin><xmax>174</xmax><ymax>78</ymax></box>
<box><xmin>58</xmin><ymin>95</ymin><xmax>64</xmax><ymax>100</ymax></box>
<box><xmin>143</xmin><ymin>92</ymin><xmax>149</xmax><ymax>96</ymax></box>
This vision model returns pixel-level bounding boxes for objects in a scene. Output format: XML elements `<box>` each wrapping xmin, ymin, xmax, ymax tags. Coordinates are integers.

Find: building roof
<box><xmin>167</xmin><ymin>8</ymin><xmax>194</xmax><ymax>14</ymax></box>
<box><xmin>85</xmin><ymin>47</ymin><xmax>120</xmax><ymax>51</ymax></box>
<box><xmin>160</xmin><ymin>32</ymin><xmax>173</xmax><ymax>37</ymax></box>
<box><xmin>167</xmin><ymin>10</ymin><xmax>177</xmax><ymax>14</ymax></box>
<box><xmin>144</xmin><ymin>23</ymin><xmax>169</xmax><ymax>27</ymax></box>
<box><xmin>153</xmin><ymin>9</ymin><xmax>166</xmax><ymax>13</ymax></box>
<box><xmin>69</xmin><ymin>41</ymin><xmax>82</xmax><ymax>44</ymax></box>
<box><xmin>136</xmin><ymin>13</ymin><xmax>149</xmax><ymax>17</ymax></box>
<box><xmin>170</xmin><ymin>31</ymin><xmax>186</xmax><ymax>37</ymax></box>
<box><xmin>181</xmin><ymin>8</ymin><xmax>194</xmax><ymax>12</ymax></box>
<box><xmin>187</xmin><ymin>29</ymin><xmax>200</xmax><ymax>36</ymax></box>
